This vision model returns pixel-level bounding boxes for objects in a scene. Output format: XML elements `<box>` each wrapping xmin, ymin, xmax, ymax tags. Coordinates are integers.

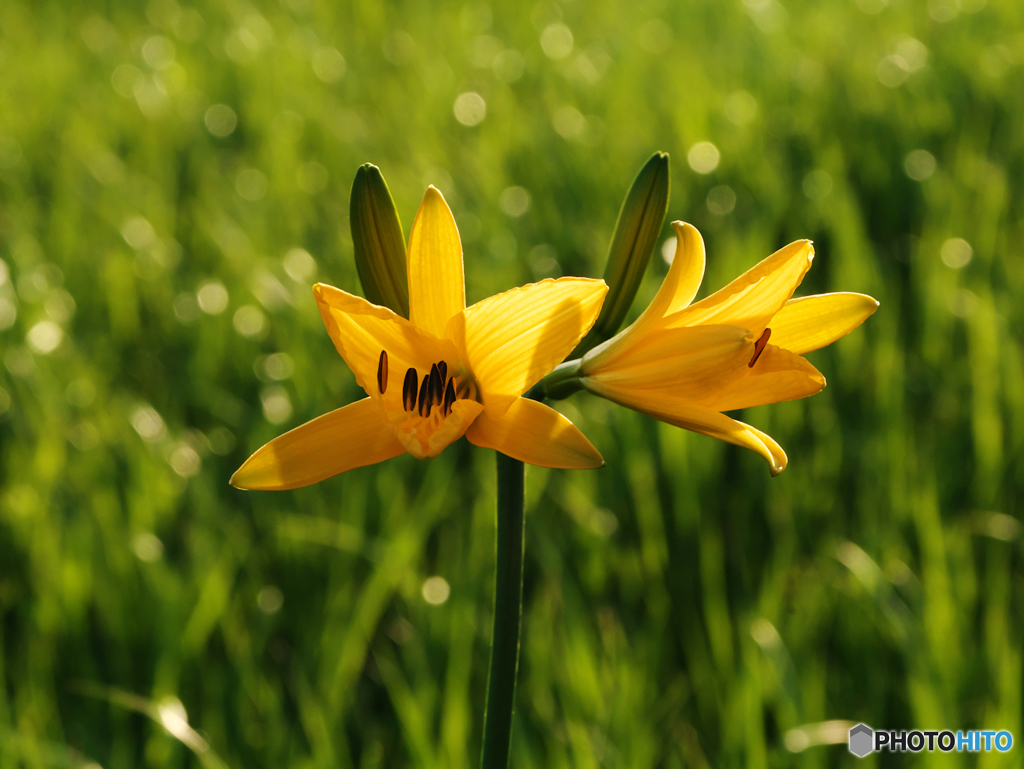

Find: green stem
<box><xmin>524</xmin><ymin>359</ymin><xmax>584</xmax><ymax>402</ymax></box>
<box><xmin>480</xmin><ymin>452</ymin><xmax>525</xmax><ymax>769</ymax></box>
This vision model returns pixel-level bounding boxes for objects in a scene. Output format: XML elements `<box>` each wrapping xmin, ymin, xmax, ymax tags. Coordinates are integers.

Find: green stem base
<box><xmin>480</xmin><ymin>452</ymin><xmax>525</xmax><ymax>769</ymax></box>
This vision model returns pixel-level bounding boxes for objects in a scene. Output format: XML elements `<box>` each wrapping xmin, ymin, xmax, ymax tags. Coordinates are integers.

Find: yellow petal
<box><xmin>670</xmin><ymin>239</ymin><xmax>814</xmax><ymax>334</ymax></box>
<box><xmin>314</xmin><ymin>283</ymin><xmax>452</xmax><ymax>397</ymax></box>
<box><xmin>449</xmin><ymin>277</ymin><xmax>607</xmax><ymax>416</ymax></box>
<box><xmin>608</xmin><ymin>393</ymin><xmax>788</xmax><ymax>475</ymax></box>
<box><xmin>465</xmin><ymin>397</ymin><xmax>604</xmax><ymax>469</ymax></box>
<box><xmin>407</xmin><ymin>186</ymin><xmax>466</xmax><ymax>338</ymax></box>
<box><xmin>230</xmin><ymin>398</ymin><xmax>405</xmax><ymax>490</ymax></box>
<box><xmin>583</xmin><ymin>324</ymin><xmax>751</xmax><ymax>399</ymax></box>
<box><xmin>698</xmin><ymin>345</ymin><xmax>826</xmax><ymax>412</ymax></box>
<box><xmin>767</xmin><ymin>292</ymin><xmax>879</xmax><ymax>355</ymax></box>
<box><xmin>585</xmin><ymin>221</ymin><xmax>706</xmax><ymax>369</ymax></box>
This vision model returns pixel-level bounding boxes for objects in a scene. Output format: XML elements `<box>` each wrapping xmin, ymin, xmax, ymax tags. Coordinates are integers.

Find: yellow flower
<box><xmin>232</xmin><ymin>187</ymin><xmax>607</xmax><ymax>490</ymax></box>
<box><xmin>580</xmin><ymin>221</ymin><xmax>878</xmax><ymax>475</ymax></box>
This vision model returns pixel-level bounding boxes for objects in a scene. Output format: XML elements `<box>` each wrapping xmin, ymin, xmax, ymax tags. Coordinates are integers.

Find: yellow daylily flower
<box><xmin>580</xmin><ymin>221</ymin><xmax>878</xmax><ymax>475</ymax></box>
<box><xmin>232</xmin><ymin>187</ymin><xmax>608</xmax><ymax>490</ymax></box>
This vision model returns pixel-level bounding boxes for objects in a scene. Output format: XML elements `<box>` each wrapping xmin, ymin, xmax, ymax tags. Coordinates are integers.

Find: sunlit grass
<box><xmin>0</xmin><ymin>0</ymin><xmax>1022</xmax><ymax>766</ymax></box>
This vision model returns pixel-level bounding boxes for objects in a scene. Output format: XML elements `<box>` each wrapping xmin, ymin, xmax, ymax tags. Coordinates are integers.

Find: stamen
<box><xmin>377</xmin><ymin>350</ymin><xmax>388</xmax><ymax>394</ymax></box>
<box><xmin>418</xmin><ymin>374</ymin><xmax>431</xmax><ymax>417</ymax></box>
<box><xmin>403</xmin><ymin>368</ymin><xmax>418</xmax><ymax>411</ymax></box>
<box><xmin>443</xmin><ymin>378</ymin><xmax>456</xmax><ymax>417</ymax></box>
<box><xmin>749</xmin><ymin>328</ymin><xmax>771</xmax><ymax>367</ymax></box>
<box><xmin>437</xmin><ymin>360</ymin><xmax>447</xmax><ymax>384</ymax></box>
<box><xmin>428</xmin><ymin>363</ymin><xmax>444</xmax><ymax>406</ymax></box>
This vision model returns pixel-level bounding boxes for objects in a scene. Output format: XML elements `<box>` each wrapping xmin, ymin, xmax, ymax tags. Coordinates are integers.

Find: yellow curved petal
<box><xmin>768</xmin><ymin>292</ymin><xmax>879</xmax><ymax>355</ymax></box>
<box><xmin>449</xmin><ymin>277</ymin><xmax>607</xmax><ymax>416</ymax></box>
<box><xmin>585</xmin><ymin>221</ymin><xmax>706</xmax><ymax>369</ymax></box>
<box><xmin>407</xmin><ymin>186</ymin><xmax>466</xmax><ymax>338</ymax></box>
<box><xmin>230</xmin><ymin>398</ymin><xmax>405</xmax><ymax>490</ymax></box>
<box><xmin>670</xmin><ymin>239</ymin><xmax>814</xmax><ymax>334</ymax></box>
<box><xmin>583</xmin><ymin>324</ymin><xmax>751</xmax><ymax>399</ymax></box>
<box><xmin>465</xmin><ymin>397</ymin><xmax>604</xmax><ymax>469</ymax></box>
<box><xmin>604</xmin><ymin>393</ymin><xmax>787</xmax><ymax>475</ymax></box>
<box><xmin>698</xmin><ymin>345</ymin><xmax>826</xmax><ymax>412</ymax></box>
<box><xmin>313</xmin><ymin>283</ymin><xmax>452</xmax><ymax>398</ymax></box>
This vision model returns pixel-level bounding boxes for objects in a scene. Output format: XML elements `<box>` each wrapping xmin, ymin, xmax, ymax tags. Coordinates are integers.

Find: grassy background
<box><xmin>1</xmin><ymin>0</ymin><xmax>1023</xmax><ymax>766</ymax></box>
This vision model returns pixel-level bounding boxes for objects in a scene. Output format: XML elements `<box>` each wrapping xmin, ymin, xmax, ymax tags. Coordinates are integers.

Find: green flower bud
<box><xmin>576</xmin><ymin>152</ymin><xmax>669</xmax><ymax>356</ymax></box>
<box><xmin>350</xmin><ymin>163</ymin><xmax>410</xmax><ymax>318</ymax></box>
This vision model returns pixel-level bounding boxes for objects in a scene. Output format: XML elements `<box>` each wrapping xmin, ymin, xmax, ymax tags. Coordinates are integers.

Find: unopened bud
<box><xmin>350</xmin><ymin>163</ymin><xmax>410</xmax><ymax>317</ymax></box>
<box><xmin>576</xmin><ymin>152</ymin><xmax>669</xmax><ymax>355</ymax></box>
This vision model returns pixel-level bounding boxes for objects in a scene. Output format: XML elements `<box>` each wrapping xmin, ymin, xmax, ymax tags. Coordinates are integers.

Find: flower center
<box><xmin>376</xmin><ymin>349</ymin><xmax>481</xmax><ymax>458</ymax></box>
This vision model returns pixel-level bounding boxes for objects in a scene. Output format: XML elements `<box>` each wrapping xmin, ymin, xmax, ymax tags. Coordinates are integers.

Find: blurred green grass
<box><xmin>1</xmin><ymin>0</ymin><xmax>1023</xmax><ymax>766</ymax></box>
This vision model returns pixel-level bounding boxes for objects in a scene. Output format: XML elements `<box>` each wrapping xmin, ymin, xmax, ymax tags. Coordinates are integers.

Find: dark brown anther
<box><xmin>437</xmin><ymin>360</ymin><xmax>447</xmax><ymax>384</ymax></box>
<box><xmin>749</xmin><ymin>328</ymin><xmax>771</xmax><ymax>368</ymax></box>
<box><xmin>443</xmin><ymin>378</ymin><xmax>456</xmax><ymax>416</ymax></box>
<box><xmin>418</xmin><ymin>374</ymin><xmax>431</xmax><ymax>417</ymax></box>
<box><xmin>428</xmin><ymin>363</ymin><xmax>444</xmax><ymax>406</ymax></box>
<box><xmin>377</xmin><ymin>350</ymin><xmax>388</xmax><ymax>394</ymax></box>
<box><xmin>403</xmin><ymin>368</ymin><xmax>418</xmax><ymax>411</ymax></box>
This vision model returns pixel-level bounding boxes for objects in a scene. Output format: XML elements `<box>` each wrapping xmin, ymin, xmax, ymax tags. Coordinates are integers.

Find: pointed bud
<box><xmin>576</xmin><ymin>152</ymin><xmax>669</xmax><ymax>356</ymax></box>
<box><xmin>350</xmin><ymin>164</ymin><xmax>410</xmax><ymax>317</ymax></box>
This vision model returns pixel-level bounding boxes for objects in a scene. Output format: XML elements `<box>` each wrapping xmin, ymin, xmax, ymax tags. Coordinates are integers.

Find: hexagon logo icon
<box><xmin>849</xmin><ymin>724</ymin><xmax>874</xmax><ymax>758</ymax></box>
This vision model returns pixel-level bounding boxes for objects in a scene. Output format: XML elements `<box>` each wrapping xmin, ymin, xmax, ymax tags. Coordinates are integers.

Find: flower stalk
<box><xmin>480</xmin><ymin>452</ymin><xmax>526</xmax><ymax>769</ymax></box>
<box><xmin>524</xmin><ymin>359</ymin><xmax>584</xmax><ymax>401</ymax></box>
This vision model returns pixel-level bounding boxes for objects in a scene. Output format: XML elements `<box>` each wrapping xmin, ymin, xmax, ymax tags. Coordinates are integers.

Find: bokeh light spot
<box><xmin>197</xmin><ymin>281</ymin><xmax>229</xmax><ymax>314</ymax></box>
<box><xmin>142</xmin><ymin>36</ymin><xmax>176</xmax><ymax>70</ymax></box>
<box><xmin>803</xmin><ymin>169</ymin><xmax>833</xmax><ymax>200</ymax></box>
<box><xmin>312</xmin><ymin>47</ymin><xmax>346</xmax><ymax>82</ymax></box>
<box><xmin>233</xmin><ymin>305</ymin><xmax>267</xmax><ymax>338</ymax></box>
<box><xmin>236</xmin><ymin>168</ymin><xmax>268</xmax><ymax>201</ymax></box>
<box><xmin>283</xmin><ymin>248</ymin><xmax>317</xmax><ymax>282</ymax></box>
<box><xmin>707</xmin><ymin>185</ymin><xmax>737</xmax><ymax>215</ymax></box>
<box><xmin>661</xmin><ymin>236</ymin><xmax>677</xmax><ymax>265</ymax></box>
<box><xmin>553</xmin><ymin>105</ymin><xmax>586</xmax><ymax>140</ymax></box>
<box><xmin>0</xmin><ymin>297</ymin><xmax>17</xmax><ymax>330</ymax></box>
<box><xmin>453</xmin><ymin>92</ymin><xmax>486</xmax><ymax>126</ymax></box>
<box><xmin>494</xmin><ymin>49</ymin><xmax>525</xmax><ymax>82</ymax></box>
<box><xmin>205</xmin><ymin>104</ymin><xmax>238</xmax><ymax>137</ymax></box>
<box><xmin>940</xmin><ymin>238</ymin><xmax>972</xmax><ymax>269</ymax></box>
<box><xmin>877</xmin><ymin>55</ymin><xmax>910</xmax><ymax>87</ymax></box>
<box><xmin>421</xmin><ymin>576</ymin><xmax>451</xmax><ymax>605</ymax></box>
<box><xmin>928</xmin><ymin>0</ymin><xmax>959</xmax><ymax>22</ymax></box>
<box><xmin>132</xmin><ymin>532</ymin><xmax>164</xmax><ymax>562</ymax></box>
<box><xmin>499</xmin><ymin>186</ymin><xmax>531</xmax><ymax>217</ymax></box>
<box><xmin>169</xmin><ymin>443</ymin><xmax>201</xmax><ymax>477</ymax></box>
<box><xmin>687</xmin><ymin>142</ymin><xmax>720</xmax><ymax>174</ymax></box>
<box><xmin>541</xmin><ymin>23</ymin><xmax>574</xmax><ymax>60</ymax></box>
<box><xmin>261</xmin><ymin>385</ymin><xmax>292</xmax><ymax>424</ymax></box>
<box><xmin>904</xmin><ymin>149</ymin><xmax>936</xmax><ymax>180</ymax></box>
<box><xmin>131</xmin><ymin>405</ymin><xmax>166</xmax><ymax>442</ymax></box>
<box><xmin>258</xmin><ymin>585</ymin><xmax>284</xmax><ymax>614</ymax></box>
<box><xmin>121</xmin><ymin>216</ymin><xmax>156</xmax><ymax>250</ymax></box>
<box><xmin>27</xmin><ymin>321</ymin><xmax>63</xmax><ymax>354</ymax></box>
